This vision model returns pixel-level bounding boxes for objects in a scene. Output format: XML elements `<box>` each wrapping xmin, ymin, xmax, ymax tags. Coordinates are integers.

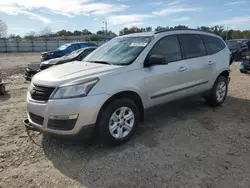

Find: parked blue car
<box><xmin>40</xmin><ymin>42</ymin><xmax>98</xmax><ymax>61</ymax></box>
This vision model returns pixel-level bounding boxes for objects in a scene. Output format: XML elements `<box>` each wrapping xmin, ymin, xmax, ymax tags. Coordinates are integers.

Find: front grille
<box><xmin>29</xmin><ymin>113</ymin><xmax>44</xmax><ymax>125</ymax></box>
<box><xmin>48</xmin><ymin>119</ymin><xmax>77</xmax><ymax>130</ymax></box>
<box><xmin>30</xmin><ymin>84</ymin><xmax>55</xmax><ymax>101</ymax></box>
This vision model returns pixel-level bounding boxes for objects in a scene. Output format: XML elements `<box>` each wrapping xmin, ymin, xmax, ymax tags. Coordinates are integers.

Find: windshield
<box><xmin>226</xmin><ymin>41</ymin><xmax>242</xmax><ymax>50</ymax></box>
<box><xmin>65</xmin><ymin>48</ymin><xmax>84</xmax><ymax>58</ymax></box>
<box><xmin>84</xmin><ymin>36</ymin><xmax>152</xmax><ymax>65</ymax></box>
<box><xmin>57</xmin><ymin>44</ymin><xmax>71</xmax><ymax>50</ymax></box>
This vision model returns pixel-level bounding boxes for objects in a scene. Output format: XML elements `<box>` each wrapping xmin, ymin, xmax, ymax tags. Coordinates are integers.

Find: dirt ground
<box><xmin>0</xmin><ymin>53</ymin><xmax>250</xmax><ymax>188</ymax></box>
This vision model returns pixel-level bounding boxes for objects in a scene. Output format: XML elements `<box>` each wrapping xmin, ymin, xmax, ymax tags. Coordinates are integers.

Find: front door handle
<box><xmin>179</xmin><ymin>67</ymin><xmax>187</xmax><ymax>72</ymax></box>
<box><xmin>208</xmin><ymin>61</ymin><xmax>215</xmax><ymax>65</ymax></box>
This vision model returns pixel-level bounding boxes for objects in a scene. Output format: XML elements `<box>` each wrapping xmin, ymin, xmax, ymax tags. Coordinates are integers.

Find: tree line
<box><xmin>2</xmin><ymin>21</ymin><xmax>250</xmax><ymax>41</ymax></box>
<box><xmin>119</xmin><ymin>25</ymin><xmax>250</xmax><ymax>40</ymax></box>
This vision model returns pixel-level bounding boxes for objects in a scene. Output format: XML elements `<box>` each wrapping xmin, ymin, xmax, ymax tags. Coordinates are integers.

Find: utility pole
<box><xmin>226</xmin><ymin>26</ymin><xmax>229</xmax><ymax>40</ymax></box>
<box><xmin>103</xmin><ymin>21</ymin><xmax>108</xmax><ymax>35</ymax></box>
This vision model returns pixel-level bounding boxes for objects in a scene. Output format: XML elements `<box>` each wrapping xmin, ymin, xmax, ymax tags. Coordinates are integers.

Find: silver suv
<box><xmin>26</xmin><ymin>29</ymin><xmax>231</xmax><ymax>145</ymax></box>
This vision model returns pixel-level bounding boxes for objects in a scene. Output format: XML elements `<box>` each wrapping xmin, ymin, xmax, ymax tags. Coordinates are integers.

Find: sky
<box><xmin>0</xmin><ymin>0</ymin><xmax>250</xmax><ymax>36</ymax></box>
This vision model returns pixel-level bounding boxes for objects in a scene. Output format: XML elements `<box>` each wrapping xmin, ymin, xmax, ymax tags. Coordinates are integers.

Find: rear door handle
<box><xmin>208</xmin><ymin>61</ymin><xmax>215</xmax><ymax>65</ymax></box>
<box><xmin>178</xmin><ymin>67</ymin><xmax>187</xmax><ymax>72</ymax></box>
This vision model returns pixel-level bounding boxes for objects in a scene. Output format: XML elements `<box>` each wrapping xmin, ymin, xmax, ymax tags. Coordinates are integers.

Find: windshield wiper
<box><xmin>88</xmin><ymin>60</ymin><xmax>112</xmax><ymax>65</ymax></box>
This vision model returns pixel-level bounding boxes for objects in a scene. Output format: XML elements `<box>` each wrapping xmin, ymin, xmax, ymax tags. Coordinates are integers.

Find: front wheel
<box><xmin>96</xmin><ymin>98</ymin><xmax>140</xmax><ymax>145</ymax></box>
<box><xmin>206</xmin><ymin>76</ymin><xmax>228</xmax><ymax>107</ymax></box>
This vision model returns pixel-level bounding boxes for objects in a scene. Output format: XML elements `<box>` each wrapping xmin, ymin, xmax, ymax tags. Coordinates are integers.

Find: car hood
<box><xmin>41</xmin><ymin>56</ymin><xmax>73</xmax><ymax>65</ymax></box>
<box><xmin>32</xmin><ymin>61</ymin><xmax>124</xmax><ymax>87</ymax></box>
<box><xmin>41</xmin><ymin>50</ymin><xmax>62</xmax><ymax>55</ymax></box>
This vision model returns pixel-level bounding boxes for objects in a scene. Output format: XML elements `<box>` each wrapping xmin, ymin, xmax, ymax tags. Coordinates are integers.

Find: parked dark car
<box><xmin>40</xmin><ymin>42</ymin><xmax>98</xmax><ymax>61</ymax></box>
<box><xmin>226</xmin><ymin>39</ymin><xmax>250</xmax><ymax>61</ymax></box>
<box><xmin>240</xmin><ymin>53</ymin><xmax>250</xmax><ymax>73</ymax></box>
<box><xmin>25</xmin><ymin>47</ymin><xmax>97</xmax><ymax>80</ymax></box>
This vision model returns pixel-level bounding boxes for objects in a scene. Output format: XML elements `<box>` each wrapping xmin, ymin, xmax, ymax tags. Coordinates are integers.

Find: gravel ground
<box><xmin>0</xmin><ymin>53</ymin><xmax>250</xmax><ymax>188</ymax></box>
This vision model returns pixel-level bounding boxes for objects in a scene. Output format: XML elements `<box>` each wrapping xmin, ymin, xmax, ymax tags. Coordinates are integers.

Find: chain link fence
<box><xmin>0</xmin><ymin>38</ymin><xmax>107</xmax><ymax>52</ymax></box>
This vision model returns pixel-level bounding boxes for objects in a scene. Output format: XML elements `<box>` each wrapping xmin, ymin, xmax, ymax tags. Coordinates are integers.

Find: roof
<box><xmin>118</xmin><ymin>32</ymin><xmax>155</xmax><ymax>38</ymax></box>
<box><xmin>119</xmin><ymin>29</ymin><xmax>221</xmax><ymax>38</ymax></box>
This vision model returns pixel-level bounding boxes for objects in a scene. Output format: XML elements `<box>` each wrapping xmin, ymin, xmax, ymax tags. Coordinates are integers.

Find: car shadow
<box><xmin>0</xmin><ymin>91</ymin><xmax>10</xmax><ymax>102</ymax></box>
<box><xmin>41</xmin><ymin>95</ymin><xmax>250</xmax><ymax>188</ymax></box>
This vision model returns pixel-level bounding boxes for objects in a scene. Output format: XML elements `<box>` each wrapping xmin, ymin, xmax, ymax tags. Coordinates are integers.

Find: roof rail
<box><xmin>154</xmin><ymin>28</ymin><xmax>216</xmax><ymax>35</ymax></box>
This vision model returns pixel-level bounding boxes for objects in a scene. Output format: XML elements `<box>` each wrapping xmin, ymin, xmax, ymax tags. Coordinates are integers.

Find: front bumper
<box><xmin>26</xmin><ymin>92</ymin><xmax>110</xmax><ymax>136</ymax></box>
<box><xmin>25</xmin><ymin>68</ymin><xmax>38</xmax><ymax>80</ymax></box>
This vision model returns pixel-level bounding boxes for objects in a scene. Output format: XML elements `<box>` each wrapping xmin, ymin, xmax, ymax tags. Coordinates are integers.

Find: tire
<box><xmin>240</xmin><ymin>69</ymin><xmax>247</xmax><ymax>73</ymax></box>
<box><xmin>206</xmin><ymin>76</ymin><xmax>228</xmax><ymax>107</ymax></box>
<box><xmin>96</xmin><ymin>98</ymin><xmax>140</xmax><ymax>146</ymax></box>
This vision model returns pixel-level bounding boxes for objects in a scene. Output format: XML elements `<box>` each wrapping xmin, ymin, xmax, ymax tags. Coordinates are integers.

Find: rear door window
<box><xmin>201</xmin><ymin>35</ymin><xmax>225</xmax><ymax>55</ymax></box>
<box><xmin>148</xmin><ymin>35</ymin><xmax>182</xmax><ymax>63</ymax></box>
<box><xmin>178</xmin><ymin>34</ymin><xmax>207</xmax><ymax>59</ymax></box>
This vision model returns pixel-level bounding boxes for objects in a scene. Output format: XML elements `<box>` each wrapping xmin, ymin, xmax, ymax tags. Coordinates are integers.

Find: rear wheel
<box><xmin>96</xmin><ymin>98</ymin><xmax>140</xmax><ymax>145</ymax></box>
<box><xmin>206</xmin><ymin>76</ymin><xmax>228</xmax><ymax>107</ymax></box>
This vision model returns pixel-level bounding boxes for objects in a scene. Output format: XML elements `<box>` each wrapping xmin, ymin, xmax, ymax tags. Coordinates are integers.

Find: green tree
<box><xmin>211</xmin><ymin>25</ymin><xmax>224</xmax><ymax>36</ymax></box>
<box><xmin>146</xmin><ymin>27</ymin><xmax>152</xmax><ymax>32</ymax></box>
<box><xmin>73</xmin><ymin>30</ymin><xmax>82</xmax><ymax>36</ymax></box>
<box><xmin>155</xmin><ymin>26</ymin><xmax>165</xmax><ymax>31</ymax></box>
<box><xmin>97</xmin><ymin>30</ymin><xmax>104</xmax><ymax>34</ymax></box>
<box><xmin>82</xmin><ymin>29</ymin><xmax>92</xmax><ymax>35</ymax></box>
<box><xmin>197</xmin><ymin>26</ymin><xmax>211</xmax><ymax>32</ymax></box>
<box><xmin>90</xmin><ymin>34</ymin><xmax>100</xmax><ymax>41</ymax></box>
<box><xmin>241</xmin><ymin>30</ymin><xmax>250</xmax><ymax>39</ymax></box>
<box><xmin>232</xmin><ymin>30</ymin><xmax>242</xmax><ymax>39</ymax></box>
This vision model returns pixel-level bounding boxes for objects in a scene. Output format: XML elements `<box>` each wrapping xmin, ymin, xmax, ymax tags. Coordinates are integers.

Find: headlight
<box><xmin>50</xmin><ymin>78</ymin><xmax>99</xmax><ymax>99</ymax></box>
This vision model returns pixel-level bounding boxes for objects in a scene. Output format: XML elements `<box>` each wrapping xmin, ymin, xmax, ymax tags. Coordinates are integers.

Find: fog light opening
<box><xmin>49</xmin><ymin>114</ymin><xmax>78</xmax><ymax>120</ymax></box>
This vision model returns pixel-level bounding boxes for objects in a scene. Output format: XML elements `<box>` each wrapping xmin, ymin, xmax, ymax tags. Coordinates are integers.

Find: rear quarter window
<box><xmin>178</xmin><ymin>34</ymin><xmax>207</xmax><ymax>59</ymax></box>
<box><xmin>201</xmin><ymin>35</ymin><xmax>226</xmax><ymax>55</ymax></box>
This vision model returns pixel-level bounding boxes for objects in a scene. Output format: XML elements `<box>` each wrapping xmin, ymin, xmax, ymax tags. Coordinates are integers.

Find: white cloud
<box><xmin>124</xmin><ymin>22</ymin><xmax>145</xmax><ymax>28</ymax></box>
<box><xmin>149</xmin><ymin>1</ymin><xmax>181</xmax><ymax>6</ymax></box>
<box><xmin>210</xmin><ymin>16</ymin><xmax>250</xmax><ymax>25</ymax></box>
<box><xmin>168</xmin><ymin>1</ymin><xmax>181</xmax><ymax>6</ymax></box>
<box><xmin>149</xmin><ymin>2</ymin><xmax>163</xmax><ymax>6</ymax></box>
<box><xmin>0</xmin><ymin>0</ymin><xmax>129</xmax><ymax>23</ymax></box>
<box><xmin>171</xmin><ymin>17</ymin><xmax>191</xmax><ymax>21</ymax></box>
<box><xmin>107</xmin><ymin>14</ymin><xmax>153</xmax><ymax>25</ymax></box>
<box><xmin>9</xmin><ymin>27</ymin><xmax>37</xmax><ymax>31</ymax></box>
<box><xmin>153</xmin><ymin>6</ymin><xmax>201</xmax><ymax>16</ymax></box>
<box><xmin>241</xmin><ymin>8</ymin><xmax>250</xmax><ymax>11</ymax></box>
<box><xmin>225</xmin><ymin>1</ymin><xmax>249</xmax><ymax>5</ymax></box>
<box><xmin>224</xmin><ymin>9</ymin><xmax>233</xmax><ymax>12</ymax></box>
<box><xmin>0</xmin><ymin>5</ymin><xmax>51</xmax><ymax>23</ymax></box>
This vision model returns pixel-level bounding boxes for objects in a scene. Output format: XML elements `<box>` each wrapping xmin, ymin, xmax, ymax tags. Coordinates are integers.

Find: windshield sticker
<box><xmin>130</xmin><ymin>43</ymin><xmax>148</xmax><ymax>47</ymax></box>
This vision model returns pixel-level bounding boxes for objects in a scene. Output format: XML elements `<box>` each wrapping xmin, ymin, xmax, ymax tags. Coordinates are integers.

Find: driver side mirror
<box><xmin>144</xmin><ymin>54</ymin><xmax>167</xmax><ymax>67</ymax></box>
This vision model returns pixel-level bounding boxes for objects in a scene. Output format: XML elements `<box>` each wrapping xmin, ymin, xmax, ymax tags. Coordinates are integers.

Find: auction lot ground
<box><xmin>0</xmin><ymin>53</ymin><xmax>250</xmax><ymax>188</ymax></box>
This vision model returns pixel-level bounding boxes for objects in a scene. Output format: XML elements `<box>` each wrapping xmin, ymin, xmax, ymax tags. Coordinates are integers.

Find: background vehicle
<box><xmin>25</xmin><ymin>29</ymin><xmax>230</xmax><ymax>145</ymax></box>
<box><xmin>0</xmin><ymin>72</ymin><xmax>5</xmax><ymax>95</ymax></box>
<box><xmin>40</xmin><ymin>42</ymin><xmax>97</xmax><ymax>61</ymax></box>
<box><xmin>226</xmin><ymin>39</ymin><xmax>250</xmax><ymax>61</ymax></box>
<box><xmin>240</xmin><ymin>54</ymin><xmax>250</xmax><ymax>73</ymax></box>
<box><xmin>25</xmin><ymin>47</ymin><xmax>97</xmax><ymax>80</ymax></box>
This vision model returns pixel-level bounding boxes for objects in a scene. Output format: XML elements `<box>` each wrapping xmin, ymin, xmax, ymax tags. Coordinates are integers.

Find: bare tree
<box><xmin>39</xmin><ymin>27</ymin><xmax>53</xmax><ymax>37</ymax></box>
<box><xmin>25</xmin><ymin>31</ymin><xmax>36</xmax><ymax>39</ymax></box>
<box><xmin>0</xmin><ymin>20</ymin><xmax>7</xmax><ymax>38</ymax></box>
